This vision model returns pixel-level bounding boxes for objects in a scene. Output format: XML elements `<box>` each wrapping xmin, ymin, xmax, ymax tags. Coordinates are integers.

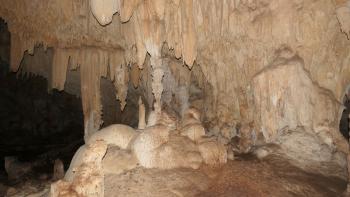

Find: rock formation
<box><xmin>1</xmin><ymin>0</ymin><xmax>350</xmax><ymax>195</ymax></box>
<box><xmin>52</xmin><ymin>107</ymin><xmax>226</xmax><ymax>195</ymax></box>
<box><xmin>86</xmin><ymin>124</ymin><xmax>137</xmax><ymax>149</ymax></box>
<box><xmin>52</xmin><ymin>159</ymin><xmax>65</xmax><ymax>181</ymax></box>
<box><xmin>51</xmin><ymin>140</ymin><xmax>107</xmax><ymax>197</ymax></box>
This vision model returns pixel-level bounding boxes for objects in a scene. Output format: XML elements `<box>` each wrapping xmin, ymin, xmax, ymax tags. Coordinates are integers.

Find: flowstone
<box><xmin>52</xmin><ymin>107</ymin><xmax>228</xmax><ymax>195</ymax></box>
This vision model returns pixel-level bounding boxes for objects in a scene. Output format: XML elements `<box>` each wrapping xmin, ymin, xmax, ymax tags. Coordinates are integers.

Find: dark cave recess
<box><xmin>0</xmin><ymin>72</ymin><xmax>84</xmax><ymax>170</ymax></box>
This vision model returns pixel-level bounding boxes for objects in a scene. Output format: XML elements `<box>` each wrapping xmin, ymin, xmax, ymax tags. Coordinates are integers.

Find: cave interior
<box><xmin>1</xmin><ymin>1</ymin><xmax>350</xmax><ymax>196</ymax></box>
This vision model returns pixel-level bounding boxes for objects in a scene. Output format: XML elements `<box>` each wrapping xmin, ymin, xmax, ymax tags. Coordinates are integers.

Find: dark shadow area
<box><xmin>339</xmin><ymin>94</ymin><xmax>350</xmax><ymax>140</ymax></box>
<box><xmin>0</xmin><ymin>72</ymin><xmax>84</xmax><ymax>185</ymax></box>
<box><xmin>0</xmin><ymin>18</ymin><xmax>10</xmax><ymax>77</ymax></box>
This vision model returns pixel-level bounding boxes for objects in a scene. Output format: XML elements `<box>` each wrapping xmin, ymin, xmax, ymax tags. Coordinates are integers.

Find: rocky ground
<box><xmin>1</xmin><ymin>153</ymin><xmax>347</xmax><ymax>197</ymax></box>
<box><xmin>199</xmin><ymin>155</ymin><xmax>347</xmax><ymax>197</ymax></box>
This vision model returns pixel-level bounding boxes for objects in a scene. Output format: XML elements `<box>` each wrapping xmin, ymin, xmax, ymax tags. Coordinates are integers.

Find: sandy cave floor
<box><xmin>104</xmin><ymin>155</ymin><xmax>347</xmax><ymax>197</ymax></box>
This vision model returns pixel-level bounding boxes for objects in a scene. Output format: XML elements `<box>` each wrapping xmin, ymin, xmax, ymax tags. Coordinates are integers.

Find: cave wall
<box><xmin>1</xmin><ymin>0</ymin><xmax>350</xmax><ymax>151</ymax></box>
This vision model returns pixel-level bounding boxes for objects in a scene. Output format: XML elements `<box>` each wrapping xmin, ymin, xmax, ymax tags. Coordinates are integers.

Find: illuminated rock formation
<box><xmin>1</xmin><ymin>0</ymin><xmax>350</xmax><ymax>193</ymax></box>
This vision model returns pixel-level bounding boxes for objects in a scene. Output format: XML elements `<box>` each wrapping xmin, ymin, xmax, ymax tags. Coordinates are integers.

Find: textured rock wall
<box><xmin>0</xmin><ymin>0</ymin><xmax>350</xmax><ymax>151</ymax></box>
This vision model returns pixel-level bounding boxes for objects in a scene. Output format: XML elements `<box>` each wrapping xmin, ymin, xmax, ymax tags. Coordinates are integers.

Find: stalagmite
<box><xmin>150</xmin><ymin>57</ymin><xmax>164</xmax><ymax>113</ymax></box>
<box><xmin>138</xmin><ymin>97</ymin><xmax>146</xmax><ymax>130</ymax></box>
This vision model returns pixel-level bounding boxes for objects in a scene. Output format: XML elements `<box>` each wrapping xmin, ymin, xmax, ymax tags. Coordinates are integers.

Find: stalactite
<box><xmin>98</xmin><ymin>49</ymin><xmax>109</xmax><ymax>78</ymax></box>
<box><xmin>10</xmin><ymin>34</ymin><xmax>27</xmax><ymax>72</ymax></box>
<box><xmin>164</xmin><ymin>1</ymin><xmax>182</xmax><ymax>59</ymax></box>
<box><xmin>9</xmin><ymin>31</ymin><xmax>37</xmax><ymax>73</ymax></box>
<box><xmin>50</xmin><ymin>47</ymin><xmax>128</xmax><ymax>140</ymax></box>
<box><xmin>130</xmin><ymin>63</ymin><xmax>141</xmax><ymax>88</ymax></box>
<box><xmin>79</xmin><ymin>48</ymin><xmax>103</xmax><ymax>140</ymax></box>
<box><xmin>113</xmin><ymin>63</ymin><xmax>129</xmax><ymax>110</ymax></box>
<box><xmin>51</xmin><ymin>48</ymin><xmax>69</xmax><ymax>90</ymax></box>
<box><xmin>180</xmin><ymin>0</ymin><xmax>197</xmax><ymax>68</ymax></box>
<box><xmin>68</xmin><ymin>49</ymin><xmax>80</xmax><ymax>70</ymax></box>
<box><xmin>87</xmin><ymin>0</ymin><xmax>198</xmax><ymax>115</ymax></box>
<box><xmin>109</xmin><ymin>50</ymin><xmax>128</xmax><ymax>110</ymax></box>
<box><xmin>119</xmin><ymin>0</ymin><xmax>140</xmax><ymax>22</ymax></box>
<box><xmin>90</xmin><ymin>0</ymin><xmax>120</xmax><ymax>26</ymax></box>
<box><xmin>131</xmin><ymin>14</ymin><xmax>147</xmax><ymax>68</ymax></box>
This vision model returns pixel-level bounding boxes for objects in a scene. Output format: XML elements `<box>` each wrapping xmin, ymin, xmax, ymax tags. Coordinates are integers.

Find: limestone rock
<box><xmin>132</xmin><ymin>122</ymin><xmax>205</xmax><ymax>169</ymax></box>
<box><xmin>102</xmin><ymin>146</ymin><xmax>138</xmax><ymax>175</ymax></box>
<box><xmin>276</xmin><ymin>128</ymin><xmax>347</xmax><ymax>179</ymax></box>
<box><xmin>52</xmin><ymin>159</ymin><xmax>65</xmax><ymax>181</ymax></box>
<box><xmin>147</xmin><ymin>110</ymin><xmax>177</xmax><ymax>130</ymax></box>
<box><xmin>181</xmin><ymin>107</ymin><xmax>202</xmax><ymax>126</ymax></box>
<box><xmin>87</xmin><ymin>124</ymin><xmax>137</xmax><ymax>149</ymax></box>
<box><xmin>252</xmin><ymin>143</ymin><xmax>281</xmax><ymax>160</ymax></box>
<box><xmin>179</xmin><ymin>107</ymin><xmax>206</xmax><ymax>142</ymax></box>
<box><xmin>237</xmin><ymin>124</ymin><xmax>255</xmax><ymax>153</ymax></box>
<box><xmin>64</xmin><ymin>145</ymin><xmax>86</xmax><ymax>182</ymax></box>
<box><xmin>131</xmin><ymin>125</ymin><xmax>170</xmax><ymax>168</ymax></box>
<box><xmin>220</xmin><ymin>125</ymin><xmax>237</xmax><ymax>141</ymax></box>
<box><xmin>336</xmin><ymin>6</ymin><xmax>350</xmax><ymax>38</ymax></box>
<box><xmin>180</xmin><ymin>123</ymin><xmax>206</xmax><ymax>142</ymax></box>
<box><xmin>198</xmin><ymin>137</ymin><xmax>227</xmax><ymax>165</ymax></box>
<box><xmin>252</xmin><ymin>57</ymin><xmax>347</xmax><ymax>153</ymax></box>
<box><xmin>51</xmin><ymin>140</ymin><xmax>107</xmax><ymax>197</ymax></box>
<box><xmin>154</xmin><ymin>135</ymin><xmax>203</xmax><ymax>169</ymax></box>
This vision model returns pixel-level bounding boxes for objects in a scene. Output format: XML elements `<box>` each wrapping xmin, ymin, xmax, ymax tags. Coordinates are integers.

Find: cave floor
<box><xmin>198</xmin><ymin>157</ymin><xmax>346</xmax><ymax>197</ymax></box>
<box><xmin>104</xmin><ymin>155</ymin><xmax>347</xmax><ymax>197</ymax></box>
<box><xmin>1</xmin><ymin>154</ymin><xmax>347</xmax><ymax>197</ymax></box>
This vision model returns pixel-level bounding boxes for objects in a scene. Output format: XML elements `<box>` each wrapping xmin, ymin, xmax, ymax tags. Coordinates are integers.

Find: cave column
<box><xmin>150</xmin><ymin>56</ymin><xmax>164</xmax><ymax>113</ymax></box>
